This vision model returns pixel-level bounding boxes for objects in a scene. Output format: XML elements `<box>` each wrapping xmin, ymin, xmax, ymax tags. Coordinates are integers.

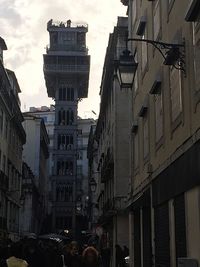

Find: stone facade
<box><xmin>120</xmin><ymin>0</ymin><xmax>200</xmax><ymax>267</ymax></box>
<box><xmin>94</xmin><ymin>17</ymin><xmax>130</xmax><ymax>267</ymax></box>
<box><xmin>0</xmin><ymin>37</ymin><xmax>26</xmax><ymax>241</ymax></box>
<box><xmin>22</xmin><ymin>114</ymin><xmax>49</xmax><ymax>235</ymax></box>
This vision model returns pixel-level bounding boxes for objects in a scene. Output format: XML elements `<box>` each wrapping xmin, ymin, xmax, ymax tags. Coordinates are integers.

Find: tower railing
<box><xmin>44</xmin><ymin>64</ymin><xmax>89</xmax><ymax>73</ymax></box>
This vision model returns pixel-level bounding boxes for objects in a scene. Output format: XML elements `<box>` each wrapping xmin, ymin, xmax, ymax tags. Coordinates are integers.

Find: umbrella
<box><xmin>39</xmin><ymin>233</ymin><xmax>70</xmax><ymax>242</ymax></box>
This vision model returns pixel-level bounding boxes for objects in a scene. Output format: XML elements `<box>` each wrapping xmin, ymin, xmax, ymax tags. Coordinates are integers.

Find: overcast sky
<box><xmin>1</xmin><ymin>0</ymin><xmax>126</xmax><ymax>118</ymax></box>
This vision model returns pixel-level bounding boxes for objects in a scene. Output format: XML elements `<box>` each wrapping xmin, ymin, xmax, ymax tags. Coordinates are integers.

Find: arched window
<box><xmin>66</xmin><ymin>109</ymin><xmax>74</xmax><ymax>125</ymax></box>
<box><xmin>57</xmin><ymin>134</ymin><xmax>74</xmax><ymax>150</ymax></box>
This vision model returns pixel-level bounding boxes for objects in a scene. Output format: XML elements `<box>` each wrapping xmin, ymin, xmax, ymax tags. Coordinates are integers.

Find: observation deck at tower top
<box><xmin>43</xmin><ymin>19</ymin><xmax>90</xmax><ymax>99</ymax></box>
<box><xmin>47</xmin><ymin>19</ymin><xmax>88</xmax><ymax>32</ymax></box>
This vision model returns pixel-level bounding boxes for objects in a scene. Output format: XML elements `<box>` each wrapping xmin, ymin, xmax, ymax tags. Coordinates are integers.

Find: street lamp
<box><xmin>116</xmin><ymin>37</ymin><xmax>186</xmax><ymax>89</ymax></box>
<box><xmin>89</xmin><ymin>178</ymin><xmax>97</xmax><ymax>193</ymax></box>
<box><xmin>116</xmin><ymin>49</ymin><xmax>138</xmax><ymax>89</ymax></box>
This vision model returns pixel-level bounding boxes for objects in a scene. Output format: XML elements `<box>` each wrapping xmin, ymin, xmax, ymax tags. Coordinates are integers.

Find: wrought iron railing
<box><xmin>44</xmin><ymin>64</ymin><xmax>89</xmax><ymax>72</ymax></box>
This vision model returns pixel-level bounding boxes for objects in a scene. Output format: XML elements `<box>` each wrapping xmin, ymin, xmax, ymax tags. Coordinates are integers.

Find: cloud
<box><xmin>1</xmin><ymin>0</ymin><xmax>126</xmax><ymax>115</ymax></box>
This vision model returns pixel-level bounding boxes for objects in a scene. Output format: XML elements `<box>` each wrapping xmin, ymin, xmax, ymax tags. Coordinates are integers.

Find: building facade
<box><xmin>76</xmin><ymin>118</ymin><xmax>96</xmax><ymax>235</ymax></box>
<box><xmin>43</xmin><ymin>19</ymin><xmax>90</xmax><ymax>234</ymax></box>
<box><xmin>28</xmin><ymin>106</ymin><xmax>55</xmax><ymax>216</ymax></box>
<box><xmin>94</xmin><ymin>17</ymin><xmax>130</xmax><ymax>267</ymax></box>
<box><xmin>20</xmin><ymin>162</ymin><xmax>42</xmax><ymax>235</ymax></box>
<box><xmin>87</xmin><ymin>124</ymin><xmax>98</xmax><ymax>230</ymax></box>
<box><xmin>119</xmin><ymin>1</ymin><xmax>200</xmax><ymax>267</ymax></box>
<box><xmin>22</xmin><ymin>114</ymin><xmax>49</xmax><ymax>235</ymax></box>
<box><xmin>0</xmin><ymin>37</ymin><xmax>26</xmax><ymax>241</ymax></box>
<box><xmin>25</xmin><ymin>104</ymin><xmax>95</xmax><ymax>235</ymax></box>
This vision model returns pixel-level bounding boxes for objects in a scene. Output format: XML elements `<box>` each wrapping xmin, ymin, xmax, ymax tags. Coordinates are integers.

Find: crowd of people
<box><xmin>0</xmin><ymin>237</ymin><xmax>129</xmax><ymax>267</ymax></box>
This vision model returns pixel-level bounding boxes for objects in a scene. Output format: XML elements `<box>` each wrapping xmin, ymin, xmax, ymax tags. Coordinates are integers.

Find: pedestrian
<box><xmin>2</xmin><ymin>242</ymin><xmax>28</xmax><ymax>267</ymax></box>
<box><xmin>115</xmin><ymin>244</ymin><xmax>125</xmax><ymax>267</ymax></box>
<box><xmin>82</xmin><ymin>246</ymin><xmax>100</xmax><ymax>267</ymax></box>
<box><xmin>123</xmin><ymin>246</ymin><xmax>129</xmax><ymax>258</ymax></box>
<box><xmin>22</xmin><ymin>236</ymin><xmax>45</xmax><ymax>267</ymax></box>
<box><xmin>101</xmin><ymin>247</ymin><xmax>111</xmax><ymax>267</ymax></box>
<box><xmin>64</xmin><ymin>241</ymin><xmax>82</xmax><ymax>267</ymax></box>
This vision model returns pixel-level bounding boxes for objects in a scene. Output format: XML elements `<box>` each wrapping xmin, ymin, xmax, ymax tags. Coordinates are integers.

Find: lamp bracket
<box><xmin>127</xmin><ymin>38</ymin><xmax>186</xmax><ymax>76</ymax></box>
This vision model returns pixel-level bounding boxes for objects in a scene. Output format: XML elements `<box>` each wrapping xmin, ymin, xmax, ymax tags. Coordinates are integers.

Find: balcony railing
<box><xmin>44</xmin><ymin>64</ymin><xmax>89</xmax><ymax>73</ymax></box>
<box><xmin>47</xmin><ymin>20</ymin><xmax>88</xmax><ymax>29</ymax></box>
<box><xmin>102</xmin><ymin>196</ymin><xmax>127</xmax><ymax>216</ymax></box>
<box><xmin>46</xmin><ymin>44</ymin><xmax>88</xmax><ymax>53</ymax></box>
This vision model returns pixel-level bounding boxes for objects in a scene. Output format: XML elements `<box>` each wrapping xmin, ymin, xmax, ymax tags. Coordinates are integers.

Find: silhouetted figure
<box><xmin>3</xmin><ymin>242</ymin><xmax>28</xmax><ymax>267</ymax></box>
<box><xmin>115</xmin><ymin>244</ymin><xmax>125</xmax><ymax>267</ymax></box>
<box><xmin>82</xmin><ymin>246</ymin><xmax>100</xmax><ymax>267</ymax></box>
<box><xmin>123</xmin><ymin>246</ymin><xmax>129</xmax><ymax>258</ymax></box>
<box><xmin>22</xmin><ymin>238</ymin><xmax>44</xmax><ymax>267</ymax></box>
<box><xmin>101</xmin><ymin>247</ymin><xmax>111</xmax><ymax>267</ymax></box>
<box><xmin>64</xmin><ymin>241</ymin><xmax>82</xmax><ymax>267</ymax></box>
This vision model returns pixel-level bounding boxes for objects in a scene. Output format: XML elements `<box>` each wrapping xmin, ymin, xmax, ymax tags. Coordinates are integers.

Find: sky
<box><xmin>1</xmin><ymin>0</ymin><xmax>127</xmax><ymax>118</ymax></box>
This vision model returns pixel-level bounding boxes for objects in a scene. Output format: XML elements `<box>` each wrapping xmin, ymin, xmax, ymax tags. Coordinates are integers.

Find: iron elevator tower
<box><xmin>43</xmin><ymin>19</ymin><xmax>90</xmax><ymax>234</ymax></box>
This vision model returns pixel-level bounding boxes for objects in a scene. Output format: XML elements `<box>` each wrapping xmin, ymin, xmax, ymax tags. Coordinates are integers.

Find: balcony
<box><xmin>46</xmin><ymin>44</ymin><xmax>88</xmax><ymax>53</ymax></box>
<box><xmin>102</xmin><ymin>196</ymin><xmax>127</xmax><ymax>218</ymax></box>
<box><xmin>43</xmin><ymin>64</ymin><xmax>89</xmax><ymax>74</ymax></box>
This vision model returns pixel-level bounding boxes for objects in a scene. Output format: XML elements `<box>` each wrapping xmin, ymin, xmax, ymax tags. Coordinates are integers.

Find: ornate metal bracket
<box><xmin>127</xmin><ymin>38</ymin><xmax>186</xmax><ymax>76</ymax></box>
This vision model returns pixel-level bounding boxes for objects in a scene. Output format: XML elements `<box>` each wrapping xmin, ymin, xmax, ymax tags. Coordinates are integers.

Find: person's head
<box><xmin>69</xmin><ymin>241</ymin><xmax>79</xmax><ymax>256</ymax></box>
<box><xmin>82</xmin><ymin>246</ymin><xmax>98</xmax><ymax>264</ymax></box>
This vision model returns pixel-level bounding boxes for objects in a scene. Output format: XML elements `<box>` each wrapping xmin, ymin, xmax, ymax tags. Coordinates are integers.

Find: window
<box><xmin>155</xmin><ymin>91</ymin><xmax>163</xmax><ymax>143</ymax></box>
<box><xmin>58</xmin><ymin>109</ymin><xmax>65</xmax><ymax>125</ymax></box>
<box><xmin>66</xmin><ymin>110</ymin><xmax>74</xmax><ymax>125</ymax></box>
<box><xmin>2</xmin><ymin>155</ymin><xmax>6</xmax><ymax>173</ymax></box>
<box><xmin>77</xmin><ymin>33</ymin><xmax>86</xmax><ymax>46</ymax></box>
<box><xmin>143</xmin><ymin>115</ymin><xmax>149</xmax><ymax>159</ymax></box>
<box><xmin>56</xmin><ymin>185</ymin><xmax>72</xmax><ymax>202</ymax></box>
<box><xmin>51</xmin><ymin>32</ymin><xmax>58</xmax><ymax>45</ymax></box>
<box><xmin>134</xmin><ymin>132</ymin><xmax>139</xmax><ymax>169</ymax></box>
<box><xmin>57</xmin><ymin>160</ymin><xmax>73</xmax><ymax>176</ymax></box>
<box><xmin>170</xmin><ymin>67</ymin><xmax>182</xmax><ymax>122</ymax></box>
<box><xmin>141</xmin><ymin>28</ymin><xmax>148</xmax><ymax>72</ymax></box>
<box><xmin>0</xmin><ymin>109</ymin><xmax>3</xmax><ymax>133</ymax></box>
<box><xmin>153</xmin><ymin>0</ymin><xmax>161</xmax><ymax>40</ymax></box>
<box><xmin>134</xmin><ymin>52</ymin><xmax>138</xmax><ymax>93</ymax></box>
<box><xmin>57</xmin><ymin>134</ymin><xmax>73</xmax><ymax>150</ymax></box>
<box><xmin>58</xmin><ymin>87</ymin><xmax>66</xmax><ymax>101</ymax></box>
<box><xmin>4</xmin><ymin>118</ymin><xmax>8</xmax><ymax>139</ymax></box>
<box><xmin>67</xmin><ymin>87</ymin><xmax>74</xmax><ymax>101</ymax></box>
